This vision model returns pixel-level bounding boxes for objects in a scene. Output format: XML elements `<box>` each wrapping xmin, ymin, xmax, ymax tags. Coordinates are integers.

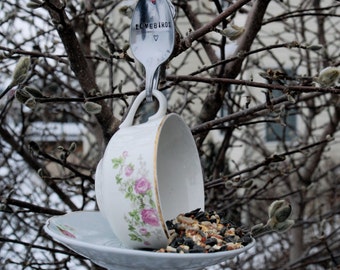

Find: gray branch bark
<box><xmin>44</xmin><ymin>0</ymin><xmax>120</xmax><ymax>143</ymax></box>
<box><xmin>196</xmin><ymin>0</ymin><xmax>272</xmax><ymax>147</ymax></box>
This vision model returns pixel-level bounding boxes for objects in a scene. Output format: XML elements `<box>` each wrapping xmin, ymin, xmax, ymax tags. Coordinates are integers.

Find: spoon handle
<box><xmin>153</xmin><ymin>66</ymin><xmax>161</xmax><ymax>90</ymax></box>
<box><xmin>145</xmin><ymin>62</ymin><xmax>159</xmax><ymax>102</ymax></box>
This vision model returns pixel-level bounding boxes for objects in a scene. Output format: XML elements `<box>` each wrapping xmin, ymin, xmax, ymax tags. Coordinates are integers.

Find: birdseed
<box><xmin>156</xmin><ymin>208</ymin><xmax>253</xmax><ymax>253</ymax></box>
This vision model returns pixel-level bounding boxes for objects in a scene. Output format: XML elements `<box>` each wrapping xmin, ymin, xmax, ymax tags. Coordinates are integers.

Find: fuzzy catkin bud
<box><xmin>268</xmin><ymin>200</ymin><xmax>285</xmax><ymax>219</ymax></box>
<box><xmin>251</xmin><ymin>223</ymin><xmax>264</xmax><ymax>234</ymax></box>
<box><xmin>96</xmin><ymin>44</ymin><xmax>111</xmax><ymax>58</ymax></box>
<box><xmin>24</xmin><ymin>97</ymin><xmax>36</xmax><ymax>109</ymax></box>
<box><xmin>84</xmin><ymin>101</ymin><xmax>102</xmax><ymax>114</ymax></box>
<box><xmin>29</xmin><ymin>141</ymin><xmax>40</xmax><ymax>153</ymax></box>
<box><xmin>12</xmin><ymin>56</ymin><xmax>31</xmax><ymax>86</ymax></box>
<box><xmin>68</xmin><ymin>142</ymin><xmax>77</xmax><ymax>152</ymax></box>
<box><xmin>316</xmin><ymin>67</ymin><xmax>340</xmax><ymax>87</ymax></box>
<box><xmin>307</xmin><ymin>44</ymin><xmax>323</xmax><ymax>51</ymax></box>
<box><xmin>224</xmin><ymin>180</ymin><xmax>234</xmax><ymax>189</ymax></box>
<box><xmin>27</xmin><ymin>1</ymin><xmax>43</xmax><ymax>9</ymax></box>
<box><xmin>119</xmin><ymin>6</ymin><xmax>133</xmax><ymax>17</ymax></box>
<box><xmin>218</xmin><ymin>24</ymin><xmax>245</xmax><ymax>41</ymax></box>
<box><xmin>273</xmin><ymin>219</ymin><xmax>295</xmax><ymax>232</ymax></box>
<box><xmin>122</xmin><ymin>42</ymin><xmax>130</xmax><ymax>52</ymax></box>
<box><xmin>274</xmin><ymin>204</ymin><xmax>292</xmax><ymax>222</ymax></box>
<box><xmin>37</xmin><ymin>168</ymin><xmax>45</xmax><ymax>177</ymax></box>
<box><xmin>24</xmin><ymin>86</ymin><xmax>43</xmax><ymax>98</ymax></box>
<box><xmin>60</xmin><ymin>152</ymin><xmax>66</xmax><ymax>161</ymax></box>
<box><xmin>15</xmin><ymin>88</ymin><xmax>32</xmax><ymax>104</ymax></box>
<box><xmin>243</xmin><ymin>180</ymin><xmax>253</xmax><ymax>188</ymax></box>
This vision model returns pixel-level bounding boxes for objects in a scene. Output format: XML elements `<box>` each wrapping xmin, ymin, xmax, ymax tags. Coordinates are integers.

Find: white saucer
<box><xmin>44</xmin><ymin>211</ymin><xmax>255</xmax><ymax>270</ymax></box>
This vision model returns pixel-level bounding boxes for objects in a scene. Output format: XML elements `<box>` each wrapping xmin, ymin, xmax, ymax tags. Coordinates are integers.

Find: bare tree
<box><xmin>0</xmin><ymin>0</ymin><xmax>339</xmax><ymax>269</ymax></box>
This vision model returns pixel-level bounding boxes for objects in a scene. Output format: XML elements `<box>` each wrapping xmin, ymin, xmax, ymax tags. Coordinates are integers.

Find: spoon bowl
<box><xmin>130</xmin><ymin>0</ymin><xmax>175</xmax><ymax>102</ymax></box>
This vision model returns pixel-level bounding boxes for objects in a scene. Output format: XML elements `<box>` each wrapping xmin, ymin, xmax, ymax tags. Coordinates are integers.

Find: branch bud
<box><xmin>307</xmin><ymin>44</ymin><xmax>323</xmax><ymax>51</ymax></box>
<box><xmin>272</xmin><ymin>219</ymin><xmax>295</xmax><ymax>232</ymax></box>
<box><xmin>217</xmin><ymin>24</ymin><xmax>245</xmax><ymax>41</ymax></box>
<box><xmin>268</xmin><ymin>200</ymin><xmax>286</xmax><ymax>219</ymax></box>
<box><xmin>11</xmin><ymin>56</ymin><xmax>31</xmax><ymax>87</ymax></box>
<box><xmin>15</xmin><ymin>88</ymin><xmax>32</xmax><ymax>104</ymax></box>
<box><xmin>24</xmin><ymin>97</ymin><xmax>36</xmax><ymax>109</ymax></box>
<box><xmin>29</xmin><ymin>141</ymin><xmax>40</xmax><ymax>154</ymax></box>
<box><xmin>68</xmin><ymin>142</ymin><xmax>77</xmax><ymax>152</ymax></box>
<box><xmin>96</xmin><ymin>44</ymin><xmax>111</xmax><ymax>58</ymax></box>
<box><xmin>316</xmin><ymin>67</ymin><xmax>340</xmax><ymax>87</ymax></box>
<box><xmin>84</xmin><ymin>101</ymin><xmax>102</xmax><ymax>114</ymax></box>
<box><xmin>27</xmin><ymin>0</ymin><xmax>44</xmax><ymax>9</ymax></box>
<box><xmin>24</xmin><ymin>86</ymin><xmax>43</xmax><ymax>98</ymax></box>
<box><xmin>119</xmin><ymin>6</ymin><xmax>133</xmax><ymax>17</ymax></box>
<box><xmin>274</xmin><ymin>203</ymin><xmax>292</xmax><ymax>223</ymax></box>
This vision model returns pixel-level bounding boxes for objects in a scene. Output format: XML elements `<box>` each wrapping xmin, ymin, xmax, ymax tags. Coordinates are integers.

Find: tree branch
<box><xmin>195</xmin><ymin>0</ymin><xmax>272</xmax><ymax>147</ymax></box>
<box><xmin>0</xmin><ymin>237</ymin><xmax>81</xmax><ymax>257</ymax></box>
<box><xmin>180</xmin><ymin>0</ymin><xmax>252</xmax><ymax>52</ymax></box>
<box><xmin>298</xmin><ymin>102</ymin><xmax>340</xmax><ymax>185</ymax></box>
<box><xmin>1</xmin><ymin>197</ymin><xmax>66</xmax><ymax>215</ymax></box>
<box><xmin>167</xmin><ymin>75</ymin><xmax>340</xmax><ymax>95</ymax></box>
<box><xmin>44</xmin><ymin>0</ymin><xmax>120</xmax><ymax>143</ymax></box>
<box><xmin>205</xmin><ymin>137</ymin><xmax>334</xmax><ymax>188</ymax></box>
<box><xmin>0</xmin><ymin>125</ymin><xmax>78</xmax><ymax>211</ymax></box>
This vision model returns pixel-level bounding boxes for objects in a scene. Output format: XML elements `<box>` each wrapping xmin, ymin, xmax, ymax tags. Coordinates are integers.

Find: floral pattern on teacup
<box><xmin>56</xmin><ymin>224</ymin><xmax>76</xmax><ymax>238</ymax></box>
<box><xmin>112</xmin><ymin>151</ymin><xmax>164</xmax><ymax>245</ymax></box>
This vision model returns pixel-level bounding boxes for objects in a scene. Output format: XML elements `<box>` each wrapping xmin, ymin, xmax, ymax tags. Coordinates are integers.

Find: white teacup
<box><xmin>95</xmin><ymin>90</ymin><xmax>204</xmax><ymax>249</ymax></box>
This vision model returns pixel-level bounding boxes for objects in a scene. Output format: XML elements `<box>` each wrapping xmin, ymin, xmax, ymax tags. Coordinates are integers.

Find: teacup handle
<box><xmin>119</xmin><ymin>90</ymin><xmax>167</xmax><ymax>128</ymax></box>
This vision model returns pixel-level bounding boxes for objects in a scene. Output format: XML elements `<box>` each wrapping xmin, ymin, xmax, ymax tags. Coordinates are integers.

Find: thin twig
<box><xmin>205</xmin><ymin>137</ymin><xmax>333</xmax><ymax>188</ymax></box>
<box><xmin>1</xmin><ymin>197</ymin><xmax>66</xmax><ymax>215</ymax></box>
<box><xmin>0</xmin><ymin>237</ymin><xmax>82</xmax><ymax>257</ymax></box>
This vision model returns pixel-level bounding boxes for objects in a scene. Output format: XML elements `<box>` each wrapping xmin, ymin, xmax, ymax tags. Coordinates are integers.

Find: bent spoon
<box><xmin>130</xmin><ymin>0</ymin><xmax>175</xmax><ymax>102</ymax></box>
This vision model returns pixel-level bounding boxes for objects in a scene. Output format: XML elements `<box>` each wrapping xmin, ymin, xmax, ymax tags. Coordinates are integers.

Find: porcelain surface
<box><xmin>95</xmin><ymin>90</ymin><xmax>205</xmax><ymax>249</ymax></box>
<box><xmin>44</xmin><ymin>211</ymin><xmax>255</xmax><ymax>270</ymax></box>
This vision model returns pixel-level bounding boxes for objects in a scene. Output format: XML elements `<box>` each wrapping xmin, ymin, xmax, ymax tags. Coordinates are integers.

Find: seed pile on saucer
<box><xmin>156</xmin><ymin>208</ymin><xmax>252</xmax><ymax>254</ymax></box>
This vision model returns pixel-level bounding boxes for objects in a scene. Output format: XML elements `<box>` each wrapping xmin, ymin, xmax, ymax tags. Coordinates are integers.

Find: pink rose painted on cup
<box><xmin>122</xmin><ymin>151</ymin><xmax>128</xmax><ymax>158</ymax></box>
<box><xmin>134</xmin><ymin>177</ymin><xmax>151</xmax><ymax>194</ymax></box>
<box><xmin>139</xmin><ymin>227</ymin><xmax>149</xmax><ymax>236</ymax></box>
<box><xmin>124</xmin><ymin>165</ymin><xmax>134</xmax><ymax>176</ymax></box>
<box><xmin>141</xmin><ymin>208</ymin><xmax>160</xmax><ymax>226</ymax></box>
<box><xmin>112</xmin><ymin>152</ymin><xmax>163</xmax><ymax>244</ymax></box>
<box><xmin>57</xmin><ymin>226</ymin><xmax>76</xmax><ymax>238</ymax></box>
